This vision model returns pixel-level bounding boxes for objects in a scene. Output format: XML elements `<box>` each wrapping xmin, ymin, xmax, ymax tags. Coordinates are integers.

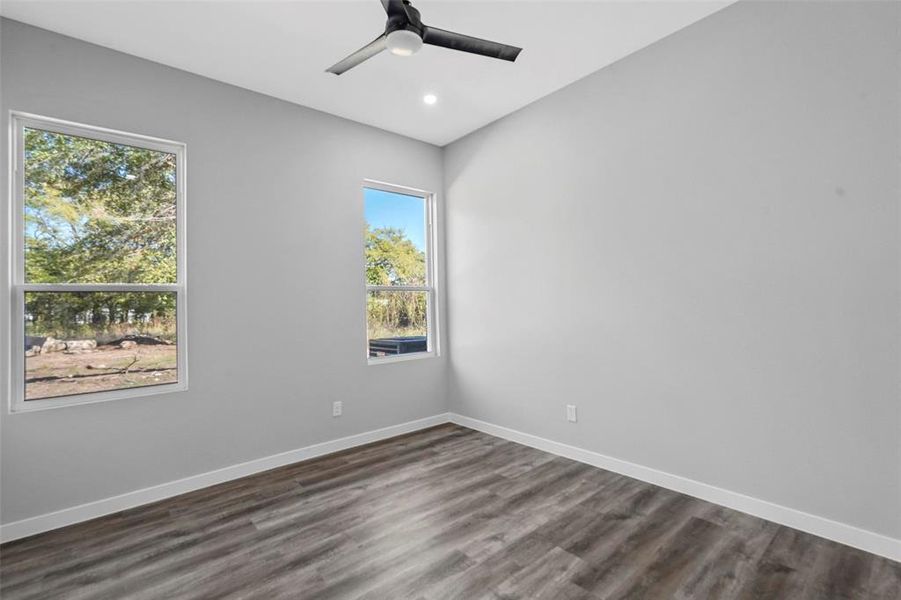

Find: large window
<box><xmin>364</xmin><ymin>182</ymin><xmax>437</xmax><ymax>362</ymax></box>
<box><xmin>9</xmin><ymin>113</ymin><xmax>187</xmax><ymax>411</ymax></box>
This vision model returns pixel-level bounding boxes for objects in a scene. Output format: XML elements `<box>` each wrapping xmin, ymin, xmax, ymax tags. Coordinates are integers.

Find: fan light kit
<box><xmin>423</xmin><ymin>93</ymin><xmax>437</xmax><ymax>105</ymax></box>
<box><xmin>386</xmin><ymin>29</ymin><xmax>423</xmax><ymax>56</ymax></box>
<box><xmin>327</xmin><ymin>0</ymin><xmax>522</xmax><ymax>75</ymax></box>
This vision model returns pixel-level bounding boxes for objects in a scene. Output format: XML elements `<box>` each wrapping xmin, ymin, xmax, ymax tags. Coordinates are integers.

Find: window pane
<box><xmin>24</xmin><ymin>128</ymin><xmax>177</xmax><ymax>284</ymax></box>
<box><xmin>24</xmin><ymin>292</ymin><xmax>177</xmax><ymax>400</ymax></box>
<box><xmin>367</xmin><ymin>290</ymin><xmax>428</xmax><ymax>357</ymax></box>
<box><xmin>364</xmin><ymin>188</ymin><xmax>426</xmax><ymax>286</ymax></box>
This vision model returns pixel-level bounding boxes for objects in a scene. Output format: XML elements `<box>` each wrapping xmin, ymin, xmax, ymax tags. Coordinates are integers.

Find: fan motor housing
<box><xmin>385</xmin><ymin>2</ymin><xmax>423</xmax><ymax>36</ymax></box>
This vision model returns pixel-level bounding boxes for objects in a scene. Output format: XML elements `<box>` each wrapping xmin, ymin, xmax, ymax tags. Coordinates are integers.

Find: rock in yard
<box><xmin>40</xmin><ymin>337</ymin><xmax>68</xmax><ymax>354</ymax></box>
<box><xmin>120</xmin><ymin>340</ymin><xmax>138</xmax><ymax>349</ymax></box>
<box><xmin>65</xmin><ymin>340</ymin><xmax>97</xmax><ymax>352</ymax></box>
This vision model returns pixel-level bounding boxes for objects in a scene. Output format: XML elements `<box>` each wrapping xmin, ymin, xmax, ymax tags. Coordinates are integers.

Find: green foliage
<box><xmin>365</xmin><ymin>226</ymin><xmax>425</xmax><ymax>286</ymax></box>
<box><xmin>366</xmin><ymin>291</ymin><xmax>427</xmax><ymax>340</ymax></box>
<box><xmin>25</xmin><ymin>292</ymin><xmax>176</xmax><ymax>343</ymax></box>
<box><xmin>365</xmin><ymin>226</ymin><xmax>427</xmax><ymax>339</ymax></box>
<box><xmin>24</xmin><ymin>127</ymin><xmax>177</xmax><ymax>284</ymax></box>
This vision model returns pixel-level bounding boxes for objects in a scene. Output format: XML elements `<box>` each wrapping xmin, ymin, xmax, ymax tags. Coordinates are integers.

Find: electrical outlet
<box><xmin>566</xmin><ymin>404</ymin><xmax>577</xmax><ymax>423</ymax></box>
<box><xmin>332</xmin><ymin>401</ymin><xmax>343</xmax><ymax>417</ymax></box>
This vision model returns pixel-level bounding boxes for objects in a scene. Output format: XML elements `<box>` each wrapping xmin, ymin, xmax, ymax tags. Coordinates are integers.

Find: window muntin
<box><xmin>364</xmin><ymin>183</ymin><xmax>436</xmax><ymax>361</ymax></box>
<box><xmin>10</xmin><ymin>114</ymin><xmax>187</xmax><ymax>411</ymax></box>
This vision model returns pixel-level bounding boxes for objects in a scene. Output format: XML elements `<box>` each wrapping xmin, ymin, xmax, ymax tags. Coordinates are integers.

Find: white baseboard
<box><xmin>0</xmin><ymin>413</ymin><xmax>451</xmax><ymax>544</ymax></box>
<box><xmin>448</xmin><ymin>413</ymin><xmax>901</xmax><ymax>562</ymax></box>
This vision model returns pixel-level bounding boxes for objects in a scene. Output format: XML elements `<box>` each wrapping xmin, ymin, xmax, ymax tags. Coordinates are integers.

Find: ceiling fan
<box><xmin>327</xmin><ymin>0</ymin><xmax>522</xmax><ymax>75</ymax></box>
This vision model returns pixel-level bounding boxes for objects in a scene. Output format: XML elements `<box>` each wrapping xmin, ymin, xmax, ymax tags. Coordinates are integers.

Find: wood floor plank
<box><xmin>606</xmin><ymin>516</ymin><xmax>727</xmax><ymax>599</ymax></box>
<box><xmin>734</xmin><ymin>526</ymin><xmax>828</xmax><ymax>599</ymax></box>
<box><xmin>867</xmin><ymin>556</ymin><xmax>901</xmax><ymax>600</ymax></box>
<box><xmin>1</xmin><ymin>424</ymin><xmax>897</xmax><ymax>600</ymax></box>
<box><xmin>799</xmin><ymin>540</ymin><xmax>877</xmax><ymax>600</ymax></box>
<box><xmin>671</xmin><ymin>513</ymin><xmax>779</xmax><ymax>600</ymax></box>
<box><xmin>490</xmin><ymin>546</ymin><xmax>595</xmax><ymax>600</ymax></box>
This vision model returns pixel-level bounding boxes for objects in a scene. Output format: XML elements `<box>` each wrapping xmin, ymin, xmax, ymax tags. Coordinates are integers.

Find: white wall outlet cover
<box><xmin>566</xmin><ymin>405</ymin><xmax>577</xmax><ymax>422</ymax></box>
<box><xmin>332</xmin><ymin>401</ymin><xmax>343</xmax><ymax>417</ymax></box>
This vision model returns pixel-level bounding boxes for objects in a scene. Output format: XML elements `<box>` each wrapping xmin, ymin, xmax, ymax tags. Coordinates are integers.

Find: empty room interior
<box><xmin>0</xmin><ymin>0</ymin><xmax>899</xmax><ymax>598</ymax></box>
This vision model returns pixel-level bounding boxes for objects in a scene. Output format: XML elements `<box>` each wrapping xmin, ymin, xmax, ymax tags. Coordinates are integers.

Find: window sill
<box><xmin>367</xmin><ymin>352</ymin><xmax>437</xmax><ymax>366</ymax></box>
<box><xmin>9</xmin><ymin>381</ymin><xmax>188</xmax><ymax>414</ymax></box>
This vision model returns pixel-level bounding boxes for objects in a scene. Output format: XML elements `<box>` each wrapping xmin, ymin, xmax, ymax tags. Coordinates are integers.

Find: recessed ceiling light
<box><xmin>423</xmin><ymin>94</ymin><xmax>437</xmax><ymax>105</ymax></box>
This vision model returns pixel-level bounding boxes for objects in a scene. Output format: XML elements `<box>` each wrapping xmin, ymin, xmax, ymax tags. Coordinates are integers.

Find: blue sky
<box><xmin>364</xmin><ymin>188</ymin><xmax>425</xmax><ymax>251</ymax></box>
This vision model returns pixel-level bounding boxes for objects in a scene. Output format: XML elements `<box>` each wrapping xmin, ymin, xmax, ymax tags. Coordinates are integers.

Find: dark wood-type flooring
<box><xmin>1</xmin><ymin>424</ymin><xmax>899</xmax><ymax>599</ymax></box>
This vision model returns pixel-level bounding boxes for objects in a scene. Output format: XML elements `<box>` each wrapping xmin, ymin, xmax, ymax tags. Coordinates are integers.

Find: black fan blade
<box><xmin>422</xmin><ymin>26</ymin><xmax>521</xmax><ymax>62</ymax></box>
<box><xmin>380</xmin><ymin>0</ymin><xmax>410</xmax><ymax>19</ymax></box>
<box><xmin>326</xmin><ymin>35</ymin><xmax>388</xmax><ymax>75</ymax></box>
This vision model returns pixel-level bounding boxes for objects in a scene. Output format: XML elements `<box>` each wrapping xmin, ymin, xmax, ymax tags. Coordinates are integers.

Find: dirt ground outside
<box><xmin>25</xmin><ymin>344</ymin><xmax>177</xmax><ymax>400</ymax></box>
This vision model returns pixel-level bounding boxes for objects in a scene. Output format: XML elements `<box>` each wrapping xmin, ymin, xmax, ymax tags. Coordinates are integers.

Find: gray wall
<box><xmin>0</xmin><ymin>19</ymin><xmax>447</xmax><ymax>524</ymax></box>
<box><xmin>444</xmin><ymin>0</ymin><xmax>900</xmax><ymax>539</ymax></box>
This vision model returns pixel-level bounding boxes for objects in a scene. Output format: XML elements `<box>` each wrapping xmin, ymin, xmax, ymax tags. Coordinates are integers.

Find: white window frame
<box><xmin>363</xmin><ymin>179</ymin><xmax>440</xmax><ymax>365</ymax></box>
<box><xmin>7</xmin><ymin>112</ymin><xmax>188</xmax><ymax>413</ymax></box>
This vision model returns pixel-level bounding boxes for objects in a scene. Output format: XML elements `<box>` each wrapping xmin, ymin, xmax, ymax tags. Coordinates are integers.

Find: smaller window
<box><xmin>9</xmin><ymin>113</ymin><xmax>187</xmax><ymax>412</ymax></box>
<box><xmin>364</xmin><ymin>182</ymin><xmax>438</xmax><ymax>363</ymax></box>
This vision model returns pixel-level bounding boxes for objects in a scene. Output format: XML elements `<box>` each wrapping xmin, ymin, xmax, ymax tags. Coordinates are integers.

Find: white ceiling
<box><xmin>1</xmin><ymin>0</ymin><xmax>734</xmax><ymax>146</ymax></box>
